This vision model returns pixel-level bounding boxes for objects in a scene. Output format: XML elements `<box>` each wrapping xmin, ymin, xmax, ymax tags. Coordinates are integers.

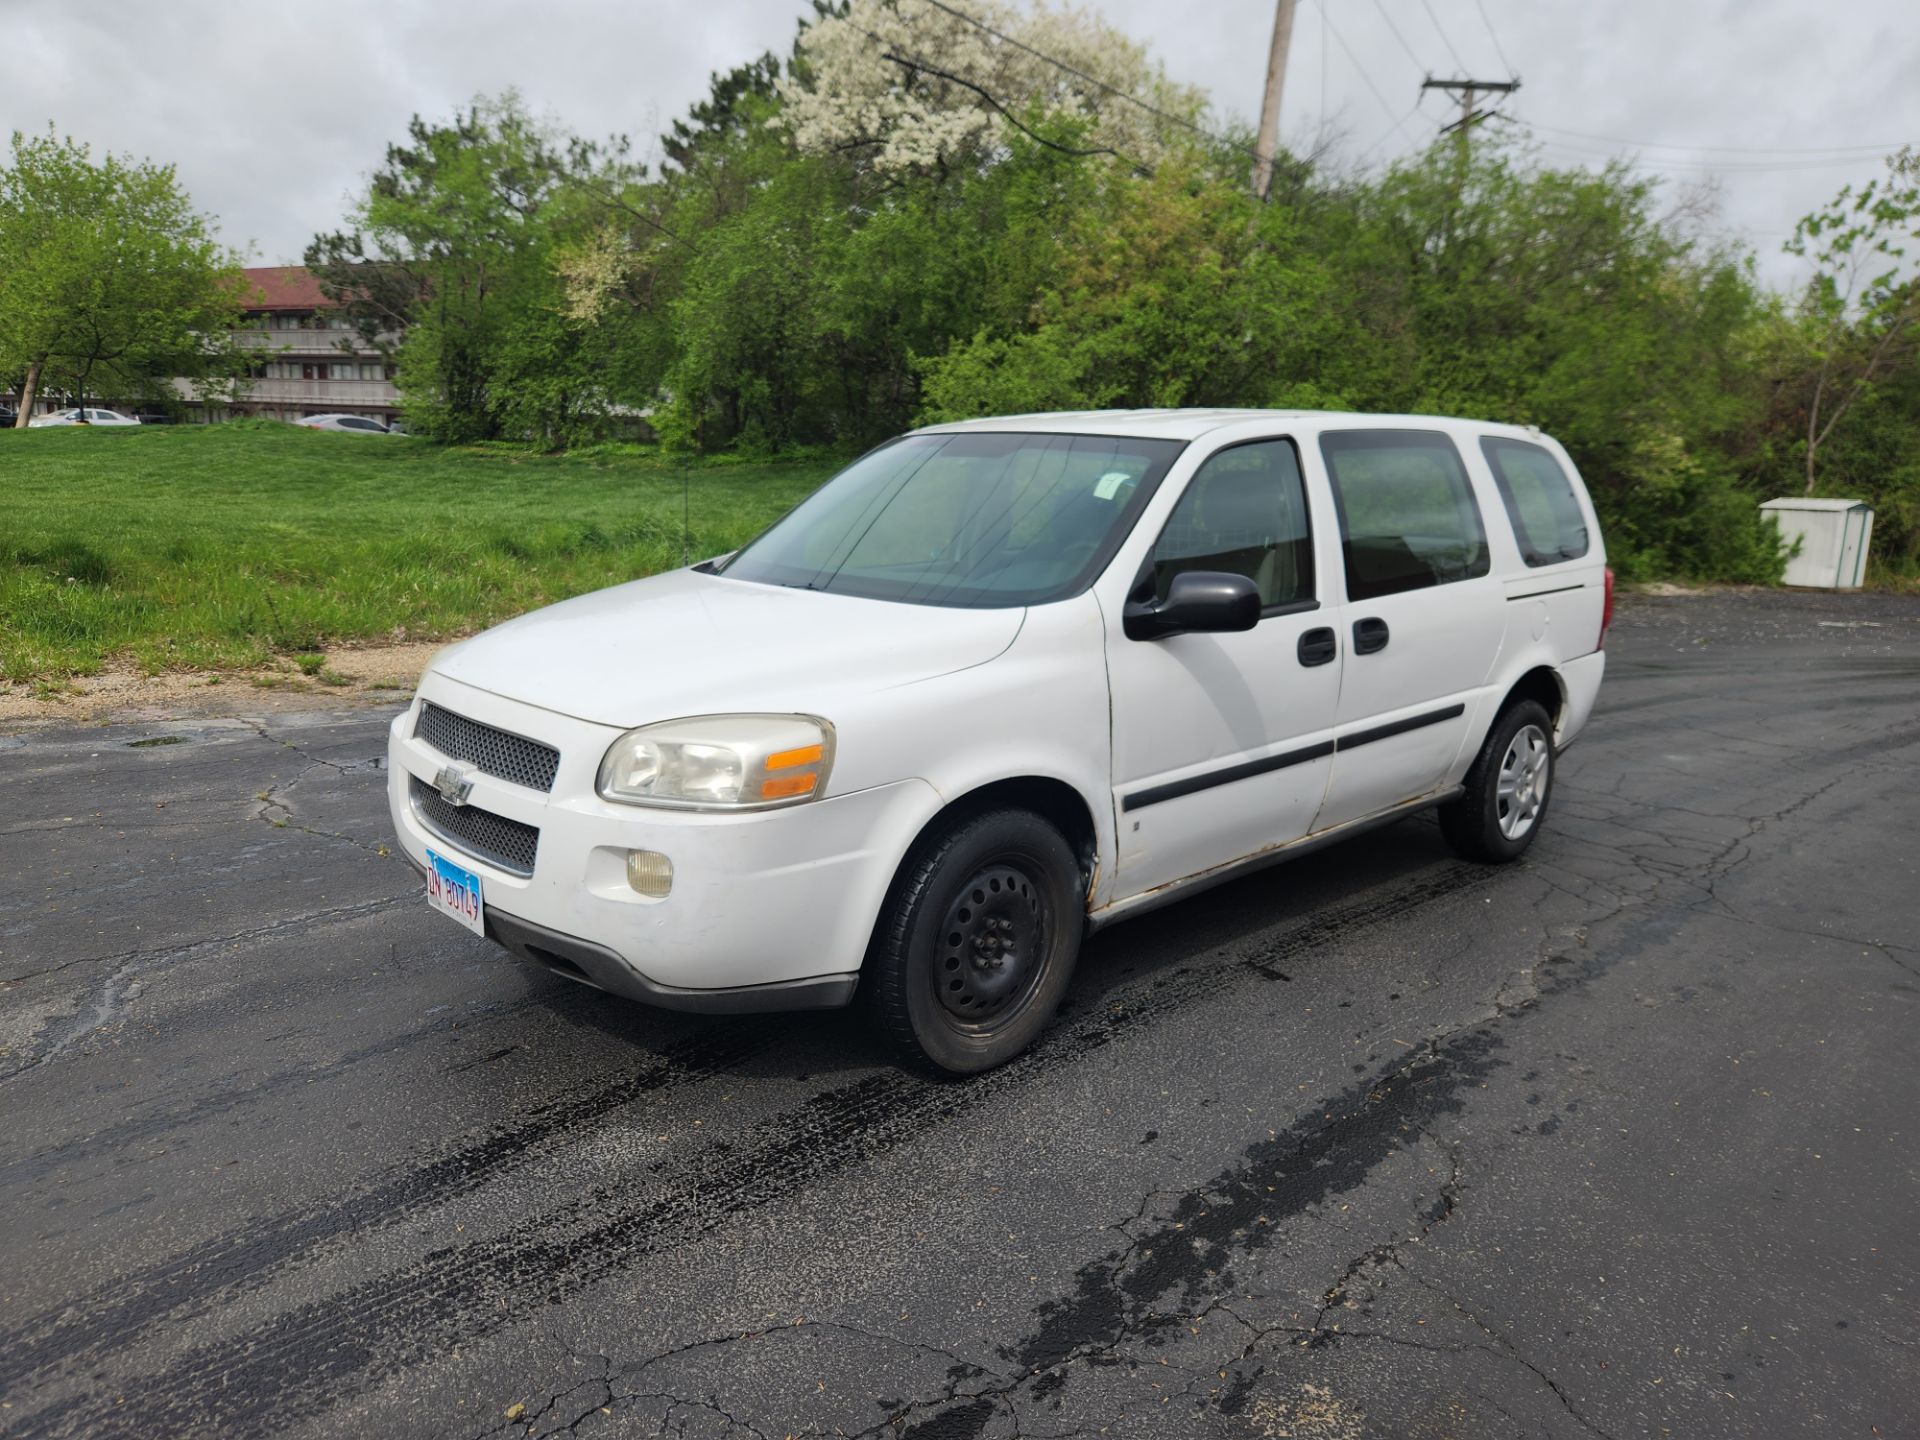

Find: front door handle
<box><xmin>1352</xmin><ymin>617</ymin><xmax>1390</xmax><ymax>655</ymax></box>
<box><xmin>1297</xmin><ymin>626</ymin><xmax>1337</xmax><ymax>667</ymax></box>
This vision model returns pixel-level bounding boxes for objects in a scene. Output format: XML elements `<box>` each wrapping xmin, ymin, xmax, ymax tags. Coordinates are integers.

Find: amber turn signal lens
<box><xmin>766</xmin><ymin>743</ymin><xmax>824</xmax><ymax>771</ymax></box>
<box><xmin>759</xmin><ymin>772</ymin><xmax>818</xmax><ymax>800</ymax></box>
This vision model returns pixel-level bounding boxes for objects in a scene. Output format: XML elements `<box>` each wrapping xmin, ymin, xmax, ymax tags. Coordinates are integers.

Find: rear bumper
<box><xmin>1556</xmin><ymin>649</ymin><xmax>1607</xmax><ymax>749</ymax></box>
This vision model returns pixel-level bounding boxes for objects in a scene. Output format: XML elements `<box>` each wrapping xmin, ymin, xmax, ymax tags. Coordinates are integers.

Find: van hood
<box><xmin>432</xmin><ymin>568</ymin><xmax>1025</xmax><ymax>728</ymax></box>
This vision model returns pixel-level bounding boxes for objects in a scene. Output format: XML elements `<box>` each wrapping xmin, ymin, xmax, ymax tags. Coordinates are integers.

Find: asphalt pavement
<box><xmin>2</xmin><ymin>589</ymin><xmax>1916</xmax><ymax>1439</ymax></box>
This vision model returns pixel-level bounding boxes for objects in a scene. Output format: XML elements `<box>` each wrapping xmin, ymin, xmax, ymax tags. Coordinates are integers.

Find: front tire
<box><xmin>867</xmin><ymin>809</ymin><xmax>1083</xmax><ymax>1075</ymax></box>
<box><xmin>1439</xmin><ymin>700</ymin><xmax>1555</xmax><ymax>863</ymax></box>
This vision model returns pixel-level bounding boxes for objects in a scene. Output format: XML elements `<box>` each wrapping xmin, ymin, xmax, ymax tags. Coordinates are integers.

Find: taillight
<box><xmin>1597</xmin><ymin>567</ymin><xmax>1616</xmax><ymax>651</ymax></box>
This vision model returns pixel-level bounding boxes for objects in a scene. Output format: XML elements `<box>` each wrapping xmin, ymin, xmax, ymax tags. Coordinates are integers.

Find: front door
<box><xmin>1312</xmin><ymin>428</ymin><xmax>1507</xmax><ymax>831</ymax></box>
<box><xmin>1105</xmin><ymin>438</ymin><xmax>1343</xmax><ymax>900</ymax></box>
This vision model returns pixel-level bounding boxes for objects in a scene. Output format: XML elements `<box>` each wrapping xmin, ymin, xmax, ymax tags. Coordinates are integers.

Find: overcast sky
<box><xmin>4</xmin><ymin>1</ymin><xmax>1914</xmax><ymax>291</ymax></box>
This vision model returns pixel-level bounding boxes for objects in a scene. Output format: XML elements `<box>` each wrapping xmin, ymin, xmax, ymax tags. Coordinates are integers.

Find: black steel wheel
<box><xmin>933</xmin><ymin>863</ymin><xmax>1049</xmax><ymax>1026</ymax></box>
<box><xmin>867</xmin><ymin>808</ymin><xmax>1083</xmax><ymax>1075</ymax></box>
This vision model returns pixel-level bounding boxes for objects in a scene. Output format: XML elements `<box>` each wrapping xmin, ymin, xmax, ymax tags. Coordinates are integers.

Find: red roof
<box><xmin>239</xmin><ymin>266</ymin><xmax>333</xmax><ymax>312</ymax></box>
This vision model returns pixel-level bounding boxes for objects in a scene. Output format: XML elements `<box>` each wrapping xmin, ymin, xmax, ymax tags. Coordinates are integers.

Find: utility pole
<box><xmin>1419</xmin><ymin>76</ymin><xmax>1517</xmax><ymax>251</ymax></box>
<box><xmin>1251</xmin><ymin>0</ymin><xmax>1298</xmax><ymax>201</ymax></box>
<box><xmin>1420</xmin><ymin>75</ymin><xmax>1520</xmax><ymax>156</ymax></box>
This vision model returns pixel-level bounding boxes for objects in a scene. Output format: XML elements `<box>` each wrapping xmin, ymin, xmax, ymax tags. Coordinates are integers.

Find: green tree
<box><xmin>1301</xmin><ymin>142</ymin><xmax>1781</xmax><ymax>580</ymax></box>
<box><xmin>296</xmin><ymin>18</ymin><xmax>1888</xmax><ymax>587</ymax></box>
<box><xmin>308</xmin><ymin>94</ymin><xmax>644</xmax><ymax>444</ymax></box>
<box><xmin>1783</xmin><ymin>148</ymin><xmax>1920</xmax><ymax>494</ymax></box>
<box><xmin>0</xmin><ymin>127</ymin><xmax>246</xmax><ymax>425</ymax></box>
<box><xmin>918</xmin><ymin>151</ymin><xmax>1337</xmax><ymax>419</ymax></box>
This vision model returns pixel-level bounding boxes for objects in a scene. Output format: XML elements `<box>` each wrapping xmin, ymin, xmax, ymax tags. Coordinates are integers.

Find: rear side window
<box><xmin>1480</xmin><ymin>437</ymin><xmax>1590</xmax><ymax>566</ymax></box>
<box><xmin>1320</xmin><ymin>430</ymin><xmax>1489</xmax><ymax>601</ymax></box>
<box><xmin>1150</xmin><ymin>439</ymin><xmax>1314</xmax><ymax>609</ymax></box>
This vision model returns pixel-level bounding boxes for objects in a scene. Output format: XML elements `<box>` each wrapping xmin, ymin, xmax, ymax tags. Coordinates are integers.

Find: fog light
<box><xmin>626</xmin><ymin>849</ymin><xmax>674</xmax><ymax>898</ymax></box>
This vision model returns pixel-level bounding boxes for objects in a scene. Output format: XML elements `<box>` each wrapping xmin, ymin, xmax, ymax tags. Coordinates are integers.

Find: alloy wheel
<box><xmin>1496</xmin><ymin>722</ymin><xmax>1551</xmax><ymax>840</ymax></box>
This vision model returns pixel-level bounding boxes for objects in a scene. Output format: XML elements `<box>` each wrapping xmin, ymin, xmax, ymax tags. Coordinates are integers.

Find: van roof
<box><xmin>912</xmin><ymin>408</ymin><xmax>1545</xmax><ymax>443</ymax></box>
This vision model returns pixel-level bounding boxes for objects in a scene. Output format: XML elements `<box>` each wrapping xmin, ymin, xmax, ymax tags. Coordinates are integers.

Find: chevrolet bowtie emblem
<box><xmin>433</xmin><ymin>763</ymin><xmax>476</xmax><ymax>807</ymax></box>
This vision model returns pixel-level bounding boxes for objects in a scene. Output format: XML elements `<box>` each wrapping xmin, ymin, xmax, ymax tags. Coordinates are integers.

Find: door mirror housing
<box><xmin>1123</xmin><ymin>571</ymin><xmax>1262</xmax><ymax>641</ymax></box>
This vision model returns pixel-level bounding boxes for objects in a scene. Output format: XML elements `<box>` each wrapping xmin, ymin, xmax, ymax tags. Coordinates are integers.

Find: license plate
<box><xmin>425</xmin><ymin>847</ymin><xmax>485</xmax><ymax>937</ymax></box>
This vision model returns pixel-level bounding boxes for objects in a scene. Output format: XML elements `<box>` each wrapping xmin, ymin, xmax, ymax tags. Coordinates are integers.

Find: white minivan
<box><xmin>389</xmin><ymin>410</ymin><xmax>1610</xmax><ymax>1072</ymax></box>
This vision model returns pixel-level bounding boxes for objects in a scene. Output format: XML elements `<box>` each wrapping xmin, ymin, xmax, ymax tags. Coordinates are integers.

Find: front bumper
<box><xmin>388</xmin><ymin>673</ymin><xmax>941</xmax><ymax>1007</ymax></box>
<box><xmin>398</xmin><ymin>849</ymin><xmax>859</xmax><ymax>1012</ymax></box>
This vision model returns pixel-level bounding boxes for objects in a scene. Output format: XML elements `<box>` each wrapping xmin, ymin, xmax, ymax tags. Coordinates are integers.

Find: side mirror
<box><xmin>1123</xmin><ymin>570</ymin><xmax>1261</xmax><ymax>641</ymax></box>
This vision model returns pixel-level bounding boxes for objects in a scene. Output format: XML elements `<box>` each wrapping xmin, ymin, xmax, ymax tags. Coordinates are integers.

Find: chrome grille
<box><xmin>415</xmin><ymin>703</ymin><xmax>559</xmax><ymax>793</ymax></box>
<box><xmin>410</xmin><ymin>776</ymin><xmax>540</xmax><ymax>876</ymax></box>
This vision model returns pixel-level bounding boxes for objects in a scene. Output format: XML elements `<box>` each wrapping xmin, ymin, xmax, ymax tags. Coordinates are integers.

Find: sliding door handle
<box><xmin>1352</xmin><ymin>617</ymin><xmax>1390</xmax><ymax>655</ymax></box>
<box><xmin>1297</xmin><ymin>627</ymin><xmax>1337</xmax><ymax>667</ymax></box>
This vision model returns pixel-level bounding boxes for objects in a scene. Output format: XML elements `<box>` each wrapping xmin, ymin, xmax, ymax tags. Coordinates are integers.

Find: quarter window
<box><xmin>1149</xmin><ymin>439</ymin><xmax>1314</xmax><ymax>609</ymax></box>
<box><xmin>1480</xmin><ymin>436</ymin><xmax>1590</xmax><ymax>566</ymax></box>
<box><xmin>1320</xmin><ymin>430</ymin><xmax>1489</xmax><ymax>601</ymax></box>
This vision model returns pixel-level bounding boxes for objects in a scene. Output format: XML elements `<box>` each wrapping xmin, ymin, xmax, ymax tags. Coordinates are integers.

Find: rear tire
<box><xmin>1439</xmin><ymin>700</ymin><xmax>1555</xmax><ymax>863</ymax></box>
<box><xmin>867</xmin><ymin>808</ymin><xmax>1083</xmax><ymax>1075</ymax></box>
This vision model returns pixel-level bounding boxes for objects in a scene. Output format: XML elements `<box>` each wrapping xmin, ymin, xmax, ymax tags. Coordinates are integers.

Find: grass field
<box><xmin>0</xmin><ymin>424</ymin><xmax>836</xmax><ymax>681</ymax></box>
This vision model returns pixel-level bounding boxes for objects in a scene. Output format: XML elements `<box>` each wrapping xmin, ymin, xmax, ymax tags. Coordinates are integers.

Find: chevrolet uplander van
<box><xmin>390</xmin><ymin>410</ymin><xmax>1610</xmax><ymax>1072</ymax></box>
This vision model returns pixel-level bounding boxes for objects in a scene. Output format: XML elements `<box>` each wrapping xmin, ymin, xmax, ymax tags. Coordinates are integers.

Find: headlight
<box><xmin>596</xmin><ymin>714</ymin><xmax>835</xmax><ymax>810</ymax></box>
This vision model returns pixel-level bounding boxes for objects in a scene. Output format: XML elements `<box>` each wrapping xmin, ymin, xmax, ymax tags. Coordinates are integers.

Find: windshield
<box><xmin>715</xmin><ymin>432</ymin><xmax>1186</xmax><ymax>608</ymax></box>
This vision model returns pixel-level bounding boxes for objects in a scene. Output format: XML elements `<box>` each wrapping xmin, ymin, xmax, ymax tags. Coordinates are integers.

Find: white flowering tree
<box><xmin>779</xmin><ymin>0</ymin><xmax>1207</xmax><ymax>176</ymax></box>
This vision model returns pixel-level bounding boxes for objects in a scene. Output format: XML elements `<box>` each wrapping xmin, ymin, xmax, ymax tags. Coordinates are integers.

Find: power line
<box><xmin>1369</xmin><ymin>0</ymin><xmax>1433</xmax><ymax>78</ymax></box>
<box><xmin>1508</xmin><ymin>125</ymin><xmax>1900</xmax><ymax>174</ymax></box>
<box><xmin>1542</xmin><ymin>148</ymin><xmax>1899</xmax><ymax>175</ymax></box>
<box><xmin>1318</xmin><ymin>0</ymin><xmax>1419</xmax><ymax>145</ymax></box>
<box><xmin>857</xmin><ymin>23</ymin><xmax>1152</xmax><ymax>170</ymax></box>
<box><xmin>1318</xmin><ymin>0</ymin><xmax>1327</xmax><ymax>138</ymax></box>
<box><xmin>1517</xmin><ymin>117</ymin><xmax>1908</xmax><ymax>157</ymax></box>
<box><xmin>914</xmin><ymin>0</ymin><xmax>1266</xmax><ymax>166</ymax></box>
<box><xmin>1472</xmin><ymin>0</ymin><xmax>1516</xmax><ymax>78</ymax></box>
<box><xmin>1356</xmin><ymin>101</ymin><xmax>1429</xmax><ymax>163</ymax></box>
<box><xmin>879</xmin><ymin>45</ymin><xmax>1138</xmax><ymax>165</ymax></box>
<box><xmin>1419</xmin><ymin>0</ymin><xmax>1470</xmax><ymax>72</ymax></box>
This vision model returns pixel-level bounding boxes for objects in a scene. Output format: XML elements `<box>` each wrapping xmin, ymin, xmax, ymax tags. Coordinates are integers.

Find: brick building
<box><xmin>209</xmin><ymin>266</ymin><xmax>402</xmax><ymax>426</ymax></box>
<box><xmin>6</xmin><ymin>266</ymin><xmax>404</xmax><ymax>425</ymax></box>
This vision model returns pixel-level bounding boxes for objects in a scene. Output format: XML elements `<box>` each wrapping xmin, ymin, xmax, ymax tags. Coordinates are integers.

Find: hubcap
<box><xmin>1496</xmin><ymin>723</ymin><xmax>1551</xmax><ymax>840</ymax></box>
<box><xmin>936</xmin><ymin>863</ymin><xmax>1046</xmax><ymax>1022</ymax></box>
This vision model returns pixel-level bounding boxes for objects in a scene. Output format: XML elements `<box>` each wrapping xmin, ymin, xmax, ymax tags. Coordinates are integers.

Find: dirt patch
<box><xmin>1634</xmin><ymin>580</ymin><xmax>1713</xmax><ymax>597</ymax></box>
<box><xmin>0</xmin><ymin>640</ymin><xmax>444</xmax><ymax>728</ymax></box>
<box><xmin>1247</xmin><ymin>1384</ymin><xmax>1366</xmax><ymax>1440</ymax></box>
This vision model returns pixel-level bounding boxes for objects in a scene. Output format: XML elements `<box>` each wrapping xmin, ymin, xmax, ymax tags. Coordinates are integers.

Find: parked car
<box><xmin>28</xmin><ymin>408</ymin><xmax>140</xmax><ymax>427</ymax></box>
<box><xmin>388</xmin><ymin>410</ymin><xmax>1611</xmax><ymax>1073</ymax></box>
<box><xmin>0</xmin><ymin>406</ymin><xmax>17</xmax><ymax>429</ymax></box>
<box><xmin>296</xmin><ymin>413</ymin><xmax>392</xmax><ymax>433</ymax></box>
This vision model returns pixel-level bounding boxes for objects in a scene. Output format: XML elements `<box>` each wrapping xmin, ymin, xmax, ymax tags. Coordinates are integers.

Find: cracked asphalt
<box><xmin>2</xmin><ymin>589</ymin><xmax>1916</xmax><ymax>1439</ymax></box>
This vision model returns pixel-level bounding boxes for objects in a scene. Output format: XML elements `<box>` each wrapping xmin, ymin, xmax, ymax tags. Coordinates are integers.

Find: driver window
<box><xmin>1150</xmin><ymin>439</ymin><xmax>1314</xmax><ymax>609</ymax></box>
